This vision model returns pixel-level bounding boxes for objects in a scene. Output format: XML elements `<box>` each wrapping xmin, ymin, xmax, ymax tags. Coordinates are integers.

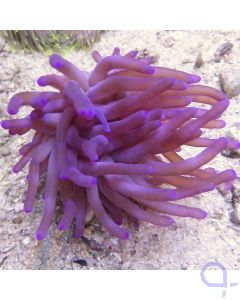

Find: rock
<box><xmin>219</xmin><ymin>67</ymin><xmax>240</xmax><ymax>98</ymax></box>
<box><xmin>22</xmin><ymin>237</ymin><xmax>30</xmax><ymax>245</ymax></box>
<box><xmin>214</xmin><ymin>42</ymin><xmax>233</xmax><ymax>62</ymax></box>
<box><xmin>194</xmin><ymin>52</ymin><xmax>204</xmax><ymax>68</ymax></box>
<box><xmin>231</xmin><ymin>182</ymin><xmax>240</xmax><ymax>225</ymax></box>
<box><xmin>72</xmin><ymin>258</ymin><xmax>87</xmax><ymax>266</ymax></box>
<box><xmin>0</xmin><ymin>145</ymin><xmax>10</xmax><ymax>156</ymax></box>
<box><xmin>12</xmin><ymin>216</ymin><xmax>22</xmax><ymax>224</ymax></box>
<box><xmin>136</xmin><ymin>48</ymin><xmax>159</xmax><ymax>64</ymax></box>
<box><xmin>161</xmin><ymin>36</ymin><xmax>175</xmax><ymax>48</ymax></box>
<box><xmin>14</xmin><ymin>202</ymin><xmax>24</xmax><ymax>213</ymax></box>
<box><xmin>221</xmin><ymin>148</ymin><xmax>240</xmax><ymax>159</ymax></box>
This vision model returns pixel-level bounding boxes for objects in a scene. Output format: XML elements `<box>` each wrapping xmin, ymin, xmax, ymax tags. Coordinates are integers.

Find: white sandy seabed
<box><xmin>0</xmin><ymin>30</ymin><xmax>240</xmax><ymax>270</ymax></box>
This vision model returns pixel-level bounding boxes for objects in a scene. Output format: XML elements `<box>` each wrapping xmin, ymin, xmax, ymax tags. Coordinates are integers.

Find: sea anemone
<box><xmin>1</xmin><ymin>47</ymin><xmax>239</xmax><ymax>240</ymax></box>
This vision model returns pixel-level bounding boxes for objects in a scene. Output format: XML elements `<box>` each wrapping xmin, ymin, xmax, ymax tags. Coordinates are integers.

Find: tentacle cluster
<box><xmin>2</xmin><ymin>47</ymin><xmax>239</xmax><ymax>240</ymax></box>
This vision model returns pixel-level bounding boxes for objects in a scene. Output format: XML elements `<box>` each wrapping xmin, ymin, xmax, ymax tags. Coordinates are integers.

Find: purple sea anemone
<box><xmin>1</xmin><ymin>47</ymin><xmax>239</xmax><ymax>240</ymax></box>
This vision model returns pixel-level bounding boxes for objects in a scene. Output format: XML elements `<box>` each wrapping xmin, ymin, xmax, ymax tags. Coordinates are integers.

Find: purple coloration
<box><xmin>1</xmin><ymin>121</ymin><xmax>8</xmax><ymax>129</ymax></box>
<box><xmin>146</xmin><ymin>66</ymin><xmax>155</xmax><ymax>74</ymax></box>
<box><xmin>37</xmin><ymin>77</ymin><xmax>47</xmax><ymax>87</ymax></box>
<box><xmin>49</xmin><ymin>53</ymin><xmax>62</xmax><ymax>69</ymax></box>
<box><xmin>189</xmin><ymin>74</ymin><xmax>201</xmax><ymax>84</ymax></box>
<box><xmin>1</xmin><ymin>47</ymin><xmax>239</xmax><ymax>241</ymax></box>
<box><xmin>24</xmin><ymin>208</ymin><xmax>32</xmax><ymax>214</ymax></box>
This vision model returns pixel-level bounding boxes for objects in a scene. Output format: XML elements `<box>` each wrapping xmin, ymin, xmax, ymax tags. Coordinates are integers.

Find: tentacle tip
<box><xmin>74</xmin><ymin>232</ymin><xmax>82</xmax><ymax>239</ymax></box>
<box><xmin>39</xmin><ymin>97</ymin><xmax>48</xmax><ymax>107</ymax></box>
<box><xmin>189</xmin><ymin>74</ymin><xmax>201</xmax><ymax>84</ymax></box>
<box><xmin>219</xmin><ymin>137</ymin><xmax>229</xmax><ymax>148</ymax></box>
<box><xmin>35</xmin><ymin>232</ymin><xmax>44</xmax><ymax>241</ymax></box>
<box><xmin>78</xmin><ymin>109</ymin><xmax>85</xmax><ymax>117</ymax></box>
<box><xmin>59</xmin><ymin>173</ymin><xmax>68</xmax><ymax>180</ymax></box>
<box><xmin>146</xmin><ymin>66</ymin><xmax>155</xmax><ymax>75</ymax></box>
<box><xmin>79</xmin><ymin>109</ymin><xmax>95</xmax><ymax>120</ymax></box>
<box><xmin>182</xmin><ymin>82</ymin><xmax>189</xmax><ymax>90</ymax></box>
<box><xmin>7</xmin><ymin>107</ymin><xmax>17</xmax><ymax>115</ymax></box>
<box><xmin>12</xmin><ymin>166</ymin><xmax>18</xmax><ymax>173</ymax></box>
<box><xmin>90</xmin><ymin>156</ymin><xmax>98</xmax><ymax>162</ymax></box>
<box><xmin>168</xmin><ymin>218</ymin><xmax>175</xmax><ymax>226</ymax></box>
<box><xmin>115</xmin><ymin>220</ymin><xmax>123</xmax><ymax>226</ymax></box>
<box><xmin>91</xmin><ymin>50</ymin><xmax>98</xmax><ymax>56</ymax></box>
<box><xmin>59</xmin><ymin>223</ymin><xmax>66</xmax><ymax>231</ymax></box>
<box><xmin>210</xmin><ymin>183</ymin><xmax>216</xmax><ymax>191</ymax></box>
<box><xmin>229</xmin><ymin>169</ymin><xmax>238</xmax><ymax>180</ymax></box>
<box><xmin>49</xmin><ymin>53</ymin><xmax>62</xmax><ymax>69</ymax></box>
<box><xmin>122</xmin><ymin>231</ymin><xmax>130</xmax><ymax>240</ymax></box>
<box><xmin>159</xmin><ymin>115</ymin><xmax>165</xmax><ymax>122</ymax></box>
<box><xmin>24</xmin><ymin>207</ymin><xmax>32</xmax><ymax>214</ymax></box>
<box><xmin>86</xmin><ymin>110</ymin><xmax>95</xmax><ymax>120</ymax></box>
<box><xmin>104</xmin><ymin>128</ymin><xmax>111</xmax><ymax>133</ymax></box>
<box><xmin>198</xmin><ymin>210</ymin><xmax>208</xmax><ymax>219</ymax></box>
<box><xmin>143</xmin><ymin>111</ymin><xmax>149</xmax><ymax>120</ymax></box>
<box><xmin>1</xmin><ymin>120</ymin><xmax>8</xmax><ymax>129</ymax></box>
<box><xmin>103</xmin><ymin>124</ymin><xmax>111</xmax><ymax>133</ymax></box>
<box><xmin>90</xmin><ymin>178</ymin><xmax>97</xmax><ymax>185</ymax></box>
<box><xmin>37</xmin><ymin>77</ymin><xmax>46</xmax><ymax>87</ymax></box>
<box><xmin>132</xmin><ymin>50</ymin><xmax>138</xmax><ymax>56</ymax></box>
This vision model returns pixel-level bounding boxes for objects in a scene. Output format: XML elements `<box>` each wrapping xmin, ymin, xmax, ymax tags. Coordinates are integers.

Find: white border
<box><xmin>0</xmin><ymin>0</ymin><xmax>240</xmax><ymax>29</ymax></box>
<box><xmin>1</xmin><ymin>270</ymin><xmax>240</xmax><ymax>300</ymax></box>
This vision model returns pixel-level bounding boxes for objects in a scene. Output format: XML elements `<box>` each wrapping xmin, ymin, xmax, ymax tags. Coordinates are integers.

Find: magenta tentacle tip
<box><xmin>24</xmin><ymin>207</ymin><xmax>32</xmax><ymax>214</ymax></box>
<box><xmin>1</xmin><ymin>120</ymin><xmax>7</xmax><ymax>129</ymax></box>
<box><xmin>115</xmin><ymin>220</ymin><xmax>123</xmax><ymax>225</ymax></box>
<box><xmin>37</xmin><ymin>77</ymin><xmax>46</xmax><ymax>87</ymax></box>
<box><xmin>143</xmin><ymin>111</ymin><xmax>149</xmax><ymax>120</ymax></box>
<box><xmin>49</xmin><ymin>53</ymin><xmax>62</xmax><ymax>69</ymax></box>
<box><xmin>35</xmin><ymin>232</ymin><xmax>44</xmax><ymax>241</ymax></box>
<box><xmin>7</xmin><ymin>107</ymin><xmax>17</xmax><ymax>115</ymax></box>
<box><xmin>37</xmin><ymin>97</ymin><xmax>48</xmax><ymax>107</ymax></box>
<box><xmin>59</xmin><ymin>173</ymin><xmax>68</xmax><ymax>180</ymax></box>
<box><xmin>2</xmin><ymin>46</ymin><xmax>239</xmax><ymax>242</ymax></box>
<box><xmin>122</xmin><ymin>231</ymin><xmax>130</xmax><ymax>240</ymax></box>
<box><xmin>59</xmin><ymin>223</ymin><xmax>66</xmax><ymax>231</ymax></box>
<box><xmin>146</xmin><ymin>66</ymin><xmax>155</xmax><ymax>74</ymax></box>
<box><xmin>74</xmin><ymin>232</ymin><xmax>83</xmax><ymax>239</ymax></box>
<box><xmin>12</xmin><ymin>166</ymin><xmax>18</xmax><ymax>173</ymax></box>
<box><xmin>90</xmin><ymin>178</ymin><xmax>97</xmax><ymax>185</ymax></box>
<box><xmin>86</xmin><ymin>110</ymin><xmax>95</xmax><ymax>120</ymax></box>
<box><xmin>198</xmin><ymin>210</ymin><xmax>208</xmax><ymax>219</ymax></box>
<box><xmin>189</xmin><ymin>74</ymin><xmax>201</xmax><ymax>84</ymax></box>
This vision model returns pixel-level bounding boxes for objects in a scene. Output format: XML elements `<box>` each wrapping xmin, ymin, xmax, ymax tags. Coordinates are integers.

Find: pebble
<box><xmin>22</xmin><ymin>237</ymin><xmax>30</xmax><ymax>245</ymax></box>
<box><xmin>214</xmin><ymin>42</ymin><xmax>233</xmax><ymax>62</ymax></box>
<box><xmin>14</xmin><ymin>202</ymin><xmax>24</xmax><ymax>213</ymax></box>
<box><xmin>231</xmin><ymin>182</ymin><xmax>240</xmax><ymax>224</ymax></box>
<box><xmin>72</xmin><ymin>258</ymin><xmax>87</xmax><ymax>266</ymax></box>
<box><xmin>194</xmin><ymin>52</ymin><xmax>204</xmax><ymax>68</ymax></box>
<box><xmin>0</xmin><ymin>145</ymin><xmax>10</xmax><ymax>156</ymax></box>
<box><xmin>12</xmin><ymin>216</ymin><xmax>22</xmax><ymax>224</ymax></box>
<box><xmin>219</xmin><ymin>67</ymin><xmax>240</xmax><ymax>98</ymax></box>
